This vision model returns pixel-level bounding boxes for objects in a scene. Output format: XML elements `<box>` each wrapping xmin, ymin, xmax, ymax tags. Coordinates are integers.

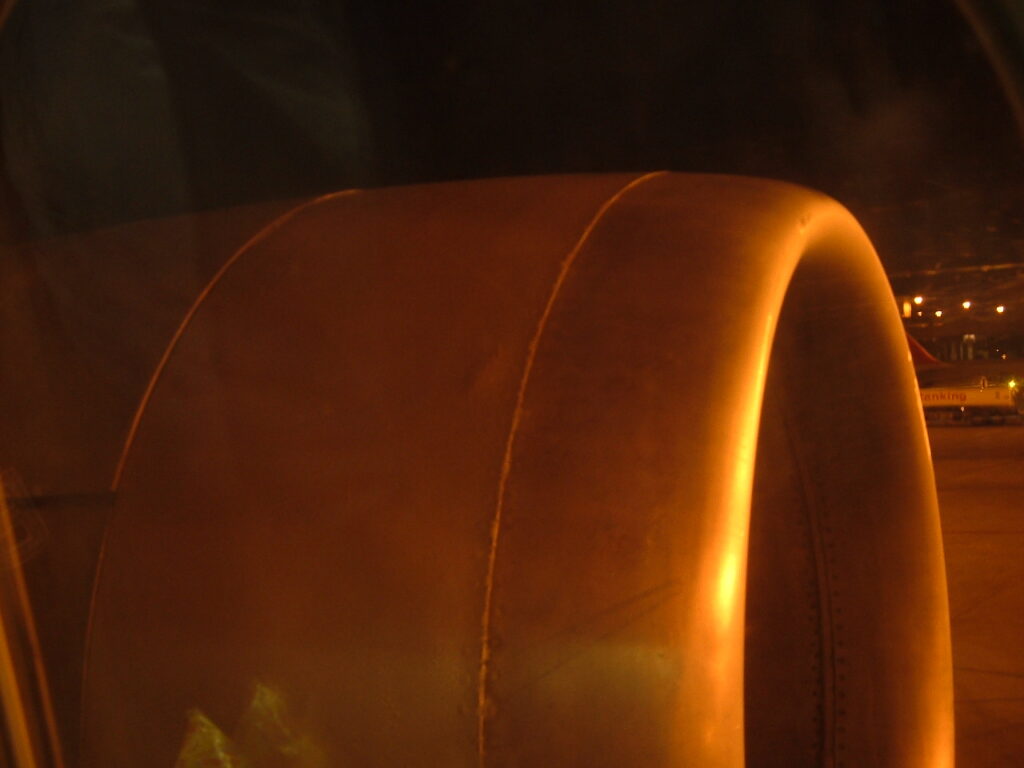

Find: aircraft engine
<box><xmin>2</xmin><ymin>174</ymin><xmax>953</xmax><ymax>767</ymax></box>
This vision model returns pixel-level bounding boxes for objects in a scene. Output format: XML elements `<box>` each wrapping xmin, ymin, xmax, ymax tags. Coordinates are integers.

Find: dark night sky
<box><xmin>349</xmin><ymin>0</ymin><xmax>1023</xmax><ymax>275</ymax></box>
<box><xmin>2</xmin><ymin>0</ymin><xmax>1022</xmax><ymax>278</ymax></box>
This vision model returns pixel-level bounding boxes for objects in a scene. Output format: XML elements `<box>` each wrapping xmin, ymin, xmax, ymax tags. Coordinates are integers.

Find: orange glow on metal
<box><xmin>475</xmin><ymin>171</ymin><xmax>665</xmax><ymax>768</ymax></box>
<box><xmin>71</xmin><ymin>175</ymin><xmax>953</xmax><ymax>767</ymax></box>
<box><xmin>715</xmin><ymin>550</ymin><xmax>743</xmax><ymax>635</ymax></box>
<box><xmin>710</xmin><ymin>308</ymin><xmax>775</xmax><ymax>639</ymax></box>
<box><xmin>109</xmin><ymin>189</ymin><xmax>362</xmax><ymax>492</ymax></box>
<box><xmin>0</xmin><ymin>484</ymin><xmax>64</xmax><ymax>768</ymax></box>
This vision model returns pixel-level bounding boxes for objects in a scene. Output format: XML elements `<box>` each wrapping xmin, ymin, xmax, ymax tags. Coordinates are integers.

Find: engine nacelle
<box><xmin>3</xmin><ymin>174</ymin><xmax>953</xmax><ymax>767</ymax></box>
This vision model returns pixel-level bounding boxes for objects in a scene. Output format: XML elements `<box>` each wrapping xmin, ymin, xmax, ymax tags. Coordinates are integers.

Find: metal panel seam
<box><xmin>108</xmin><ymin>189</ymin><xmax>361</xmax><ymax>492</ymax></box>
<box><xmin>475</xmin><ymin>171</ymin><xmax>667</xmax><ymax>768</ymax></box>
<box><xmin>79</xmin><ymin>188</ymin><xmax>360</xmax><ymax>762</ymax></box>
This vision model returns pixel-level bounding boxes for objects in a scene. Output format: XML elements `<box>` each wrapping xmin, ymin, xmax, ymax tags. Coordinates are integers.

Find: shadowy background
<box><xmin>1</xmin><ymin>0</ymin><xmax>1022</xmax><ymax>346</ymax></box>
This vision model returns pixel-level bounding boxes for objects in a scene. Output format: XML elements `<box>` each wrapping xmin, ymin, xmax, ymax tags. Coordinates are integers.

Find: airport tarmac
<box><xmin>929</xmin><ymin>426</ymin><xmax>1024</xmax><ymax>767</ymax></box>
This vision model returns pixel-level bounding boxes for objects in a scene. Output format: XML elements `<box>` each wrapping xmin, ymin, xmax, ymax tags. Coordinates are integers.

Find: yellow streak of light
<box><xmin>0</xmin><ymin>481</ymin><xmax>63</xmax><ymax>768</ymax></box>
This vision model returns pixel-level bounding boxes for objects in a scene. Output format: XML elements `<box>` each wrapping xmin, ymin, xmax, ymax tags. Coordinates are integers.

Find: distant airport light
<box><xmin>961</xmin><ymin>300</ymin><xmax>972</xmax><ymax>309</ymax></box>
<box><xmin>913</xmin><ymin>295</ymin><xmax>924</xmax><ymax>305</ymax></box>
<box><xmin>996</xmin><ymin>305</ymin><xmax>1006</xmax><ymax>314</ymax></box>
<box><xmin>916</xmin><ymin>311</ymin><xmax>923</xmax><ymax>317</ymax></box>
<box><xmin>1009</xmin><ymin>379</ymin><xmax>1017</xmax><ymax>390</ymax></box>
<box><xmin>934</xmin><ymin>310</ymin><xmax>943</xmax><ymax>317</ymax></box>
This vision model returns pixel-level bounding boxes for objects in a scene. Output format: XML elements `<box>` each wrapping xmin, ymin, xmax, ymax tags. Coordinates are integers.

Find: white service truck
<box><xmin>919</xmin><ymin>376</ymin><xmax>1022</xmax><ymax>425</ymax></box>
